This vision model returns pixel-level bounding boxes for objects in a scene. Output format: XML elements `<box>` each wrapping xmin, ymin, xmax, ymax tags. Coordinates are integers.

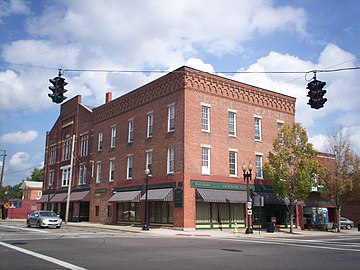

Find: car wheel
<box><xmin>346</xmin><ymin>224</ymin><xmax>352</xmax><ymax>230</ymax></box>
<box><xmin>37</xmin><ymin>221</ymin><xmax>42</xmax><ymax>228</ymax></box>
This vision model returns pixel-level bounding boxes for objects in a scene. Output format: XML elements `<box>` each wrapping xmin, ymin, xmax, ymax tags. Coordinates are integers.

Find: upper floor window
<box><xmin>96</xmin><ymin>162</ymin><xmax>102</xmax><ymax>183</ymax></box>
<box><xmin>79</xmin><ymin>164</ymin><xmax>87</xmax><ymax>185</ymax></box>
<box><xmin>98</xmin><ymin>131</ymin><xmax>103</xmax><ymax>151</ymax></box>
<box><xmin>167</xmin><ymin>147</ymin><xmax>174</xmax><ymax>174</ymax></box>
<box><xmin>61</xmin><ymin>165</ymin><xmax>71</xmax><ymax>187</ymax></box>
<box><xmin>147</xmin><ymin>112</ymin><xmax>153</xmax><ymax>138</ymax></box>
<box><xmin>109</xmin><ymin>159</ymin><xmax>115</xmax><ymax>182</ymax></box>
<box><xmin>228</xmin><ymin>110</ymin><xmax>236</xmax><ymax>136</ymax></box>
<box><xmin>277</xmin><ymin>121</ymin><xmax>284</xmax><ymax>144</ymax></box>
<box><xmin>128</xmin><ymin>119</ymin><xmax>134</xmax><ymax>143</ymax></box>
<box><xmin>63</xmin><ymin>138</ymin><xmax>71</xmax><ymax>161</ymax></box>
<box><xmin>48</xmin><ymin>170</ymin><xmax>55</xmax><ymax>188</ymax></box>
<box><xmin>146</xmin><ymin>150</ymin><xmax>153</xmax><ymax>176</ymax></box>
<box><xmin>80</xmin><ymin>134</ymin><xmax>89</xmax><ymax>157</ymax></box>
<box><xmin>127</xmin><ymin>156</ymin><xmax>133</xmax><ymax>179</ymax></box>
<box><xmin>229</xmin><ymin>150</ymin><xmax>237</xmax><ymax>177</ymax></box>
<box><xmin>201</xmin><ymin>105</ymin><xmax>210</xmax><ymax>132</ymax></box>
<box><xmin>167</xmin><ymin>104</ymin><xmax>175</xmax><ymax>132</ymax></box>
<box><xmin>201</xmin><ymin>146</ymin><xmax>211</xmax><ymax>175</ymax></box>
<box><xmin>254</xmin><ymin>116</ymin><xmax>262</xmax><ymax>141</ymax></box>
<box><xmin>111</xmin><ymin>126</ymin><xmax>116</xmax><ymax>148</ymax></box>
<box><xmin>256</xmin><ymin>154</ymin><xmax>263</xmax><ymax>179</ymax></box>
<box><xmin>49</xmin><ymin>146</ymin><xmax>57</xmax><ymax>165</ymax></box>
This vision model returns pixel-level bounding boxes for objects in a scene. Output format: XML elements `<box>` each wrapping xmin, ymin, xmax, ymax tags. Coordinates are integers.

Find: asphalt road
<box><xmin>1</xmin><ymin>221</ymin><xmax>360</xmax><ymax>270</ymax></box>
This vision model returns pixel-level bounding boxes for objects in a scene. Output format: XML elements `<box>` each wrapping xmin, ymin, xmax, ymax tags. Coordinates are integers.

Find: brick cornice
<box><xmin>93</xmin><ymin>71</ymin><xmax>184</xmax><ymax>123</ymax></box>
<box><xmin>183</xmin><ymin>67</ymin><xmax>296</xmax><ymax>114</ymax></box>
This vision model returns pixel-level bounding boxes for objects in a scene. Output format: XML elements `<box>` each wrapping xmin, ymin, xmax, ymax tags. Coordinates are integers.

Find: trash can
<box><xmin>266</xmin><ymin>222</ymin><xmax>274</xmax><ymax>233</ymax></box>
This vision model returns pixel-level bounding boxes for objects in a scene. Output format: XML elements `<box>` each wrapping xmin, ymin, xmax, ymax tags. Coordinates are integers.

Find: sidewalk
<box><xmin>63</xmin><ymin>221</ymin><xmax>360</xmax><ymax>238</ymax></box>
<box><xmin>2</xmin><ymin>219</ymin><xmax>359</xmax><ymax>238</ymax></box>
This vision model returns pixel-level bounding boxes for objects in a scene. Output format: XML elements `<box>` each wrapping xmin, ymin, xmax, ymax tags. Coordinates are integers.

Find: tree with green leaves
<box><xmin>318</xmin><ymin>129</ymin><xmax>360</xmax><ymax>232</ymax></box>
<box><xmin>23</xmin><ymin>167</ymin><xmax>44</xmax><ymax>182</ymax></box>
<box><xmin>264</xmin><ymin>123</ymin><xmax>320</xmax><ymax>233</ymax></box>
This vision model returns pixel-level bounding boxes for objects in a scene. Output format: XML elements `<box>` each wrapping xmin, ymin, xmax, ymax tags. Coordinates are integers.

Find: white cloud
<box><xmin>0</xmin><ymin>130</ymin><xmax>38</xmax><ymax>144</ymax></box>
<box><xmin>0</xmin><ymin>0</ymin><xmax>30</xmax><ymax>23</ymax></box>
<box><xmin>9</xmin><ymin>152</ymin><xmax>31</xmax><ymax>171</ymax></box>
<box><xmin>308</xmin><ymin>134</ymin><xmax>329</xmax><ymax>153</ymax></box>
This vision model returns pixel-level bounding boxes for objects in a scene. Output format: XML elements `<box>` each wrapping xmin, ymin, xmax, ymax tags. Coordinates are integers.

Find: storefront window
<box><xmin>196</xmin><ymin>203</ymin><xmax>211</xmax><ymax>223</ymax></box>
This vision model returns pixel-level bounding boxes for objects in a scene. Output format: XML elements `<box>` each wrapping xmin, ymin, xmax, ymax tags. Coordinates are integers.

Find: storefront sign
<box><xmin>190</xmin><ymin>180</ymin><xmax>249</xmax><ymax>191</ymax></box>
<box><xmin>174</xmin><ymin>188</ymin><xmax>183</xmax><ymax>208</ymax></box>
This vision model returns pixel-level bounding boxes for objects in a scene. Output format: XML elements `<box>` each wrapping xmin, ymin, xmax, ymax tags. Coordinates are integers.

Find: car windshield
<box><xmin>39</xmin><ymin>211</ymin><xmax>57</xmax><ymax>217</ymax></box>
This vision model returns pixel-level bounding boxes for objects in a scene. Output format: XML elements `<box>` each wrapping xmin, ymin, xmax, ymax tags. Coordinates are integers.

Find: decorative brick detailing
<box><xmin>183</xmin><ymin>67</ymin><xmax>296</xmax><ymax>114</ymax></box>
<box><xmin>94</xmin><ymin>67</ymin><xmax>295</xmax><ymax>124</ymax></box>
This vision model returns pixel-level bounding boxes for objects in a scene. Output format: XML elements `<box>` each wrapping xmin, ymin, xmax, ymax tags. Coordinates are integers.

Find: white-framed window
<box><xmin>48</xmin><ymin>170</ymin><xmax>55</xmax><ymax>187</ymax></box>
<box><xmin>96</xmin><ymin>161</ymin><xmax>102</xmax><ymax>183</ymax></box>
<box><xmin>61</xmin><ymin>165</ymin><xmax>71</xmax><ymax>187</ymax></box>
<box><xmin>98</xmin><ymin>131</ymin><xmax>103</xmax><ymax>151</ymax></box>
<box><xmin>79</xmin><ymin>164</ymin><xmax>87</xmax><ymax>185</ymax></box>
<box><xmin>228</xmin><ymin>110</ymin><xmax>237</xmax><ymax>136</ymax></box>
<box><xmin>256</xmin><ymin>154</ymin><xmax>263</xmax><ymax>179</ymax></box>
<box><xmin>254</xmin><ymin>116</ymin><xmax>262</xmax><ymax>141</ymax></box>
<box><xmin>229</xmin><ymin>150</ymin><xmax>238</xmax><ymax>177</ymax></box>
<box><xmin>109</xmin><ymin>159</ymin><xmax>115</xmax><ymax>182</ymax></box>
<box><xmin>80</xmin><ymin>134</ymin><xmax>88</xmax><ymax>157</ymax></box>
<box><xmin>147</xmin><ymin>112</ymin><xmax>153</xmax><ymax>138</ymax></box>
<box><xmin>277</xmin><ymin>121</ymin><xmax>284</xmax><ymax>144</ymax></box>
<box><xmin>111</xmin><ymin>126</ymin><xmax>116</xmax><ymax>148</ymax></box>
<box><xmin>201</xmin><ymin>105</ymin><xmax>210</xmax><ymax>132</ymax></box>
<box><xmin>167</xmin><ymin>147</ymin><xmax>174</xmax><ymax>174</ymax></box>
<box><xmin>146</xmin><ymin>150</ymin><xmax>153</xmax><ymax>176</ymax></box>
<box><xmin>201</xmin><ymin>146</ymin><xmax>211</xmax><ymax>175</ymax></box>
<box><xmin>128</xmin><ymin>119</ymin><xmax>134</xmax><ymax>143</ymax></box>
<box><xmin>127</xmin><ymin>155</ymin><xmax>133</xmax><ymax>179</ymax></box>
<box><xmin>63</xmin><ymin>138</ymin><xmax>71</xmax><ymax>160</ymax></box>
<box><xmin>49</xmin><ymin>146</ymin><xmax>56</xmax><ymax>165</ymax></box>
<box><xmin>167</xmin><ymin>103</ymin><xmax>175</xmax><ymax>132</ymax></box>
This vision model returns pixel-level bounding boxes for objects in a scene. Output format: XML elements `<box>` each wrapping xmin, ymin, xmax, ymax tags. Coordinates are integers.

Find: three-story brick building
<box><xmin>43</xmin><ymin>66</ymin><xmax>296</xmax><ymax>229</ymax></box>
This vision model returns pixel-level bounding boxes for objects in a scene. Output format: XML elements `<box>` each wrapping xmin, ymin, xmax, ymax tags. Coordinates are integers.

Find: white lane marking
<box><xmin>0</xmin><ymin>224</ymin><xmax>48</xmax><ymax>233</ymax></box>
<box><xmin>0</xmin><ymin>241</ymin><xmax>87</xmax><ymax>270</ymax></box>
<box><xmin>224</xmin><ymin>238</ymin><xmax>360</xmax><ymax>252</ymax></box>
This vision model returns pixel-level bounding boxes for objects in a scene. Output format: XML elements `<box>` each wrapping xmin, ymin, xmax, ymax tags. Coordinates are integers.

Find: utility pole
<box><xmin>0</xmin><ymin>150</ymin><xmax>7</xmax><ymax>188</ymax></box>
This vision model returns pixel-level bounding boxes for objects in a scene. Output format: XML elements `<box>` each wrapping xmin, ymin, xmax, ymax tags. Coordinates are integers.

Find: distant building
<box><xmin>42</xmin><ymin>66</ymin><xmax>297</xmax><ymax>229</ymax></box>
<box><xmin>21</xmin><ymin>181</ymin><xmax>43</xmax><ymax>200</ymax></box>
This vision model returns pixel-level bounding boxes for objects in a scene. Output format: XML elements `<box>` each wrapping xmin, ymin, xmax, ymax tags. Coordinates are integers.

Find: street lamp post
<box><xmin>142</xmin><ymin>166</ymin><xmax>150</xmax><ymax>230</ymax></box>
<box><xmin>47</xmin><ymin>183</ymin><xmax>52</xmax><ymax>211</ymax></box>
<box><xmin>242</xmin><ymin>162</ymin><xmax>253</xmax><ymax>234</ymax></box>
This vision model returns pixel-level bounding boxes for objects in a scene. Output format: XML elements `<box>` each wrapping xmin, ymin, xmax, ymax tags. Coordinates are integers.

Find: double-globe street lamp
<box><xmin>142</xmin><ymin>166</ymin><xmax>150</xmax><ymax>230</ymax></box>
<box><xmin>242</xmin><ymin>162</ymin><xmax>253</xmax><ymax>234</ymax></box>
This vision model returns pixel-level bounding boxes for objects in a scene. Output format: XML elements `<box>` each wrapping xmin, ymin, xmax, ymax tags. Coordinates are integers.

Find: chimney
<box><xmin>105</xmin><ymin>92</ymin><xmax>112</xmax><ymax>103</ymax></box>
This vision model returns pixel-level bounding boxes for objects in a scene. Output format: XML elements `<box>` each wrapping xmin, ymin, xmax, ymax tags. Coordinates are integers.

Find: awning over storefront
<box><xmin>109</xmin><ymin>190</ymin><xmax>142</xmax><ymax>202</ymax></box>
<box><xmin>303</xmin><ymin>197</ymin><xmax>335</xmax><ymax>207</ymax></box>
<box><xmin>254</xmin><ymin>192</ymin><xmax>285</xmax><ymax>205</ymax></box>
<box><xmin>196</xmin><ymin>188</ymin><xmax>247</xmax><ymax>203</ymax></box>
<box><xmin>37</xmin><ymin>195</ymin><xmax>53</xmax><ymax>203</ymax></box>
<box><xmin>50</xmin><ymin>193</ymin><xmax>67</xmax><ymax>203</ymax></box>
<box><xmin>70</xmin><ymin>191</ymin><xmax>90</xmax><ymax>202</ymax></box>
<box><xmin>140</xmin><ymin>188</ymin><xmax>173</xmax><ymax>201</ymax></box>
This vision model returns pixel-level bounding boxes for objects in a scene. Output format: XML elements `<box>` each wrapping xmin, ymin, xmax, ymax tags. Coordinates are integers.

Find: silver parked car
<box><xmin>340</xmin><ymin>217</ymin><xmax>354</xmax><ymax>230</ymax></box>
<box><xmin>26</xmin><ymin>210</ymin><xmax>62</xmax><ymax>228</ymax></box>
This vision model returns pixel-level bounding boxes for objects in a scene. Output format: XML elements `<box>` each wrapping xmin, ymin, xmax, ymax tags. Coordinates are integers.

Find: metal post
<box><xmin>142</xmin><ymin>167</ymin><xmax>150</xmax><ymax>230</ymax></box>
<box><xmin>65</xmin><ymin>134</ymin><xmax>75</xmax><ymax>224</ymax></box>
<box><xmin>243</xmin><ymin>162</ymin><xmax>253</xmax><ymax>234</ymax></box>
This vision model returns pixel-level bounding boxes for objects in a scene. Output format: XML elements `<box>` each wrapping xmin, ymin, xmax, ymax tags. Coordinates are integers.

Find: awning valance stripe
<box><xmin>109</xmin><ymin>190</ymin><xmax>142</xmax><ymax>202</ymax></box>
<box><xmin>140</xmin><ymin>188</ymin><xmax>173</xmax><ymax>201</ymax></box>
<box><xmin>196</xmin><ymin>188</ymin><xmax>247</xmax><ymax>203</ymax></box>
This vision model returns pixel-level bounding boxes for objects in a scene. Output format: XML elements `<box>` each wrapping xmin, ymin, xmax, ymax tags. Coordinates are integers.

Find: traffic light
<box><xmin>48</xmin><ymin>75</ymin><xmax>68</xmax><ymax>104</ymax></box>
<box><xmin>307</xmin><ymin>79</ymin><xmax>327</xmax><ymax>110</ymax></box>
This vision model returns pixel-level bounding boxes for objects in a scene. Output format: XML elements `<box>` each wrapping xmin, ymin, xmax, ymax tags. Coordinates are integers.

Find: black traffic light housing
<box><xmin>48</xmin><ymin>72</ymin><xmax>68</xmax><ymax>104</ymax></box>
<box><xmin>307</xmin><ymin>79</ymin><xmax>327</xmax><ymax>110</ymax></box>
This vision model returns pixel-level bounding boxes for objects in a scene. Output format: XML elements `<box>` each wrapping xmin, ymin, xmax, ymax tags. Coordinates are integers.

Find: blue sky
<box><xmin>0</xmin><ymin>0</ymin><xmax>359</xmax><ymax>186</ymax></box>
